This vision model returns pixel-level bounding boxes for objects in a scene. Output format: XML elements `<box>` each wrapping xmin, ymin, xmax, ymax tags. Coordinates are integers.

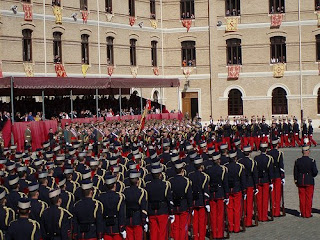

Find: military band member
<box><xmin>267</xmin><ymin>139</ymin><xmax>285</xmax><ymax>217</ymax></box>
<box><xmin>0</xmin><ymin>188</ymin><xmax>15</xmax><ymax>239</ymax></box>
<box><xmin>6</xmin><ymin>198</ymin><xmax>41</xmax><ymax>240</ymax></box>
<box><xmin>294</xmin><ymin>145</ymin><xmax>318</xmax><ymax>218</ymax></box>
<box><xmin>254</xmin><ymin>143</ymin><xmax>273</xmax><ymax>222</ymax></box>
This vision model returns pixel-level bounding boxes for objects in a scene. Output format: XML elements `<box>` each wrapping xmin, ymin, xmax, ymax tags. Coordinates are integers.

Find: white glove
<box><xmin>224</xmin><ymin>198</ymin><xmax>229</xmax><ymax>205</ymax></box>
<box><xmin>205</xmin><ymin>205</ymin><xmax>210</xmax><ymax>212</ymax></box>
<box><xmin>243</xmin><ymin>194</ymin><xmax>247</xmax><ymax>200</ymax></box>
<box><xmin>281</xmin><ymin>179</ymin><xmax>285</xmax><ymax>185</ymax></box>
<box><xmin>192</xmin><ymin>210</ymin><xmax>194</xmax><ymax>216</ymax></box>
<box><xmin>146</xmin><ymin>217</ymin><xmax>149</xmax><ymax>223</ymax></box>
<box><xmin>144</xmin><ymin>224</ymin><xmax>148</xmax><ymax>232</ymax></box>
<box><xmin>121</xmin><ymin>230</ymin><xmax>127</xmax><ymax>239</ymax></box>
<box><xmin>169</xmin><ymin>215</ymin><xmax>175</xmax><ymax>224</ymax></box>
<box><xmin>269</xmin><ymin>184</ymin><xmax>274</xmax><ymax>191</ymax></box>
<box><xmin>254</xmin><ymin>189</ymin><xmax>259</xmax><ymax>195</ymax></box>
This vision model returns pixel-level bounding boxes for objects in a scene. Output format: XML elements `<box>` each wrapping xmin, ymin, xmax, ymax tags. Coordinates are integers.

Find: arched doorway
<box><xmin>272</xmin><ymin>87</ymin><xmax>288</xmax><ymax>114</ymax></box>
<box><xmin>228</xmin><ymin>89</ymin><xmax>243</xmax><ymax>115</ymax></box>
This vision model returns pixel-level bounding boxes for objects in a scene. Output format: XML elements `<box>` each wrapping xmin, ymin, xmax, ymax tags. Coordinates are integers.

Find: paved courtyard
<box><xmin>227</xmin><ymin>134</ymin><xmax>320</xmax><ymax>240</ymax></box>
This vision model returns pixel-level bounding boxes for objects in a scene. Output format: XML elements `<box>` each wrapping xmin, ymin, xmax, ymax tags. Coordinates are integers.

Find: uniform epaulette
<box><xmin>4</xmin><ymin>206</ymin><xmax>15</xmax><ymax>226</ymax></box>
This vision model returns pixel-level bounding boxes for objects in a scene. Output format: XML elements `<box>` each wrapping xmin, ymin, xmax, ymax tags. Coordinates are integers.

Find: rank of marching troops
<box><xmin>0</xmin><ymin>119</ymin><xmax>317</xmax><ymax>240</ymax></box>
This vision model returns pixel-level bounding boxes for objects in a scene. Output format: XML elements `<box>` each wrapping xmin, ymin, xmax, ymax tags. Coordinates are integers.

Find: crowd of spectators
<box><xmin>0</xmin><ymin>93</ymin><xmax>170</xmax><ymax>123</ymax></box>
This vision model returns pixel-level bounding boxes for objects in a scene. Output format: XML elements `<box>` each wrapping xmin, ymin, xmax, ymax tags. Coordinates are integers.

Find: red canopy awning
<box><xmin>0</xmin><ymin>77</ymin><xmax>180</xmax><ymax>89</ymax></box>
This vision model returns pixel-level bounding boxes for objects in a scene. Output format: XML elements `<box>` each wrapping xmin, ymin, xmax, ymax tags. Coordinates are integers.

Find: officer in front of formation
<box><xmin>294</xmin><ymin>145</ymin><xmax>318</xmax><ymax>218</ymax></box>
<box><xmin>73</xmin><ymin>180</ymin><xmax>103</xmax><ymax>240</ymax></box>
<box><xmin>206</xmin><ymin>152</ymin><xmax>229</xmax><ymax>239</ymax></box>
<box><xmin>145</xmin><ymin>164</ymin><xmax>174</xmax><ymax>240</ymax></box>
<box><xmin>41</xmin><ymin>188</ymin><xmax>73</xmax><ymax>240</ymax></box>
<box><xmin>238</xmin><ymin>145</ymin><xmax>258</xmax><ymax>227</ymax></box>
<box><xmin>188</xmin><ymin>156</ymin><xmax>210</xmax><ymax>240</ymax></box>
<box><xmin>267</xmin><ymin>138</ymin><xmax>285</xmax><ymax>217</ymax></box>
<box><xmin>0</xmin><ymin>188</ymin><xmax>15</xmax><ymax>239</ymax></box>
<box><xmin>123</xmin><ymin>170</ymin><xmax>148</xmax><ymax>240</ymax></box>
<box><xmin>169</xmin><ymin>159</ymin><xmax>192</xmax><ymax>240</ymax></box>
<box><xmin>6</xmin><ymin>198</ymin><xmax>41</xmax><ymax>240</ymax></box>
<box><xmin>254</xmin><ymin>143</ymin><xmax>274</xmax><ymax>222</ymax></box>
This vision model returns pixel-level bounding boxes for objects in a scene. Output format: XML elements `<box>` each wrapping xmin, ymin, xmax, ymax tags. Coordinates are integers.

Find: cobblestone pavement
<box><xmin>226</xmin><ymin>134</ymin><xmax>320</xmax><ymax>240</ymax></box>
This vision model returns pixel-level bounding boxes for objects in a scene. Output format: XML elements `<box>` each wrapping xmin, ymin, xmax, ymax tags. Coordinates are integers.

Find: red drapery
<box><xmin>2</xmin><ymin>119</ymin><xmax>12</xmax><ymax>147</ymax></box>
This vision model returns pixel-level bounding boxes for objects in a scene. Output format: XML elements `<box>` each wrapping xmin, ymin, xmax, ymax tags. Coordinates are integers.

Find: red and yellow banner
<box><xmin>271</xmin><ymin>14</ymin><xmax>283</xmax><ymax>27</ymax></box>
<box><xmin>81</xmin><ymin>10</ymin><xmax>89</xmax><ymax>24</ymax></box>
<box><xmin>23</xmin><ymin>62</ymin><xmax>34</xmax><ymax>77</ymax></box>
<box><xmin>227</xmin><ymin>65</ymin><xmax>241</xmax><ymax>80</ymax></box>
<box><xmin>129</xmin><ymin>17</ymin><xmax>136</xmax><ymax>26</ymax></box>
<box><xmin>226</xmin><ymin>17</ymin><xmax>239</xmax><ymax>32</ymax></box>
<box><xmin>53</xmin><ymin>6</ymin><xmax>62</xmax><ymax>24</ymax></box>
<box><xmin>55</xmin><ymin>63</ymin><xmax>67</xmax><ymax>77</ymax></box>
<box><xmin>23</xmin><ymin>3</ymin><xmax>33</xmax><ymax>21</ymax></box>
<box><xmin>182</xmin><ymin>19</ymin><xmax>192</xmax><ymax>32</ymax></box>
<box><xmin>273</xmin><ymin>63</ymin><xmax>285</xmax><ymax>78</ymax></box>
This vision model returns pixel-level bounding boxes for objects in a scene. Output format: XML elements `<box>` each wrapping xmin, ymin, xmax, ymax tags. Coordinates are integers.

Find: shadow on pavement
<box><xmin>312</xmin><ymin>208</ymin><xmax>320</xmax><ymax>214</ymax></box>
<box><xmin>284</xmin><ymin>208</ymin><xmax>300</xmax><ymax>217</ymax></box>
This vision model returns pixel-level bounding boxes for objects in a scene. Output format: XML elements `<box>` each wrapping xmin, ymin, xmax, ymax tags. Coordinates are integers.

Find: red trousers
<box><xmin>149</xmin><ymin>214</ymin><xmax>169</xmax><ymax>240</ymax></box>
<box><xmin>192</xmin><ymin>207</ymin><xmax>206</xmax><ymax>240</ymax></box>
<box><xmin>209</xmin><ymin>199</ymin><xmax>224</xmax><ymax>239</ymax></box>
<box><xmin>308</xmin><ymin>135</ymin><xmax>317</xmax><ymax>146</ymax></box>
<box><xmin>103</xmin><ymin>234</ymin><xmax>122</xmax><ymax>240</ymax></box>
<box><xmin>292</xmin><ymin>134</ymin><xmax>302</xmax><ymax>147</ymax></box>
<box><xmin>171</xmin><ymin>211</ymin><xmax>189</xmax><ymax>240</ymax></box>
<box><xmin>298</xmin><ymin>185</ymin><xmax>314</xmax><ymax>218</ymax></box>
<box><xmin>249</xmin><ymin>137</ymin><xmax>255</xmax><ymax>150</ymax></box>
<box><xmin>242</xmin><ymin>137</ymin><xmax>249</xmax><ymax>148</ymax></box>
<box><xmin>227</xmin><ymin>192</ymin><xmax>242</xmax><ymax>233</ymax></box>
<box><xmin>79</xmin><ymin>238</ymin><xmax>97</xmax><ymax>240</ymax></box>
<box><xmin>272</xmin><ymin>178</ymin><xmax>282</xmax><ymax>217</ymax></box>
<box><xmin>223</xmin><ymin>137</ymin><xmax>231</xmax><ymax>150</ymax></box>
<box><xmin>126</xmin><ymin>225</ymin><xmax>143</xmax><ymax>240</ymax></box>
<box><xmin>282</xmin><ymin>134</ymin><xmax>290</xmax><ymax>147</ymax></box>
<box><xmin>257</xmin><ymin>183</ymin><xmax>270</xmax><ymax>221</ymax></box>
<box><xmin>245</xmin><ymin>187</ymin><xmax>254</xmax><ymax>227</ymax></box>
<box><xmin>254</xmin><ymin>137</ymin><xmax>261</xmax><ymax>150</ymax></box>
<box><xmin>261</xmin><ymin>136</ymin><xmax>269</xmax><ymax>144</ymax></box>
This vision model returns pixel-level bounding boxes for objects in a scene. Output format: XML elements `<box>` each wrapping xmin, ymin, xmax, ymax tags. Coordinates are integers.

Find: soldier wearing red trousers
<box><xmin>225</xmin><ymin>150</ymin><xmax>246</xmax><ymax>233</ymax></box>
<box><xmin>169</xmin><ymin>160</ymin><xmax>192</xmax><ymax>240</ymax></box>
<box><xmin>145</xmin><ymin>165</ymin><xmax>174</xmax><ymax>240</ymax></box>
<box><xmin>260</xmin><ymin>117</ymin><xmax>270</xmax><ymax>145</ymax></box>
<box><xmin>188</xmin><ymin>156</ymin><xmax>210</xmax><ymax>240</ymax></box>
<box><xmin>267</xmin><ymin>139</ymin><xmax>285</xmax><ymax>217</ymax></box>
<box><xmin>294</xmin><ymin>145</ymin><xmax>318</xmax><ymax>218</ymax></box>
<box><xmin>239</xmin><ymin>145</ymin><xmax>258</xmax><ymax>227</ymax></box>
<box><xmin>282</xmin><ymin>118</ymin><xmax>291</xmax><ymax>147</ymax></box>
<box><xmin>123</xmin><ymin>170</ymin><xmax>148</xmax><ymax>240</ymax></box>
<box><xmin>254</xmin><ymin>143</ymin><xmax>274</xmax><ymax>222</ymax></box>
<box><xmin>308</xmin><ymin>119</ymin><xmax>317</xmax><ymax>147</ymax></box>
<box><xmin>205</xmin><ymin>152</ymin><xmax>229</xmax><ymax>239</ymax></box>
<box><xmin>292</xmin><ymin>118</ymin><xmax>302</xmax><ymax>147</ymax></box>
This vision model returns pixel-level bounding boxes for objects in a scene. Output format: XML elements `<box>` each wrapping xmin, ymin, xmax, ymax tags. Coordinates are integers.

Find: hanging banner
<box><xmin>226</xmin><ymin>17</ymin><xmax>239</xmax><ymax>32</ymax></box>
<box><xmin>130</xmin><ymin>66</ymin><xmax>138</xmax><ymax>78</ymax></box>
<box><xmin>227</xmin><ymin>65</ymin><xmax>241</xmax><ymax>80</ymax></box>
<box><xmin>108</xmin><ymin>66</ymin><xmax>114</xmax><ymax>76</ymax></box>
<box><xmin>182</xmin><ymin>19</ymin><xmax>192</xmax><ymax>32</ymax></box>
<box><xmin>129</xmin><ymin>17</ymin><xmax>136</xmax><ymax>26</ymax></box>
<box><xmin>53</xmin><ymin>6</ymin><xmax>63</xmax><ymax>24</ymax></box>
<box><xmin>23</xmin><ymin>3</ymin><xmax>33</xmax><ymax>21</ymax></box>
<box><xmin>81</xmin><ymin>64</ymin><xmax>90</xmax><ymax>77</ymax></box>
<box><xmin>23</xmin><ymin>62</ymin><xmax>34</xmax><ymax>77</ymax></box>
<box><xmin>273</xmin><ymin>63</ymin><xmax>285</xmax><ymax>78</ymax></box>
<box><xmin>81</xmin><ymin>10</ymin><xmax>89</xmax><ymax>24</ymax></box>
<box><xmin>183</xmin><ymin>67</ymin><xmax>194</xmax><ymax>78</ymax></box>
<box><xmin>271</xmin><ymin>14</ymin><xmax>283</xmax><ymax>27</ymax></box>
<box><xmin>317</xmin><ymin>12</ymin><xmax>320</xmax><ymax>27</ymax></box>
<box><xmin>150</xmin><ymin>19</ymin><xmax>158</xmax><ymax>29</ymax></box>
<box><xmin>55</xmin><ymin>63</ymin><xmax>67</xmax><ymax>77</ymax></box>
<box><xmin>106</xmin><ymin>13</ymin><xmax>114</xmax><ymax>22</ymax></box>
<box><xmin>153</xmin><ymin>67</ymin><xmax>159</xmax><ymax>76</ymax></box>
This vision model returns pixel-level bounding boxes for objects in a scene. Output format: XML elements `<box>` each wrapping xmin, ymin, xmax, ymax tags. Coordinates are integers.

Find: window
<box><xmin>316</xmin><ymin>35</ymin><xmax>320</xmax><ymax>62</ymax></box>
<box><xmin>181</xmin><ymin>41</ymin><xmax>196</xmax><ymax>67</ymax></box>
<box><xmin>316</xmin><ymin>0</ymin><xmax>320</xmax><ymax>11</ymax></box>
<box><xmin>53</xmin><ymin>32</ymin><xmax>62</xmax><ymax>63</ymax></box>
<box><xmin>129</xmin><ymin>0</ymin><xmax>135</xmax><ymax>17</ymax></box>
<box><xmin>180</xmin><ymin>0</ymin><xmax>195</xmax><ymax>19</ymax></box>
<box><xmin>52</xmin><ymin>0</ymin><xmax>61</xmax><ymax>6</ymax></box>
<box><xmin>81</xmin><ymin>34</ymin><xmax>89</xmax><ymax>64</ymax></box>
<box><xmin>318</xmin><ymin>88</ymin><xmax>320</xmax><ymax>114</ymax></box>
<box><xmin>226</xmin><ymin>38</ymin><xmax>242</xmax><ymax>65</ymax></box>
<box><xmin>130</xmin><ymin>39</ymin><xmax>137</xmax><ymax>66</ymax></box>
<box><xmin>150</xmin><ymin>0</ymin><xmax>156</xmax><ymax>19</ymax></box>
<box><xmin>225</xmin><ymin>0</ymin><xmax>240</xmax><ymax>16</ymax></box>
<box><xmin>228</xmin><ymin>89</ymin><xmax>243</xmax><ymax>115</ymax></box>
<box><xmin>80</xmin><ymin>0</ymin><xmax>88</xmax><ymax>10</ymax></box>
<box><xmin>106</xmin><ymin>0</ymin><xmax>112</xmax><ymax>13</ymax></box>
<box><xmin>107</xmin><ymin>37</ymin><xmax>114</xmax><ymax>65</ymax></box>
<box><xmin>151</xmin><ymin>41</ymin><xmax>158</xmax><ymax>67</ymax></box>
<box><xmin>22</xmin><ymin>0</ymin><xmax>31</xmax><ymax>2</ymax></box>
<box><xmin>22</xmin><ymin>29</ymin><xmax>32</xmax><ymax>62</ymax></box>
<box><xmin>270</xmin><ymin>36</ymin><xmax>286</xmax><ymax>63</ymax></box>
<box><xmin>272</xmin><ymin>87</ymin><xmax>288</xmax><ymax>114</ymax></box>
<box><xmin>153</xmin><ymin>91</ymin><xmax>159</xmax><ymax>103</ymax></box>
<box><xmin>269</xmin><ymin>0</ymin><xmax>285</xmax><ymax>14</ymax></box>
